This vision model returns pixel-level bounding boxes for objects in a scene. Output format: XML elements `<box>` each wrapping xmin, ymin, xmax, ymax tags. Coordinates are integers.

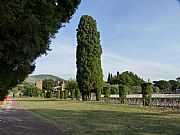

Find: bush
<box><xmin>56</xmin><ymin>91</ymin><xmax>60</xmax><ymax>98</ymax></box>
<box><xmin>110</xmin><ymin>85</ymin><xmax>119</xmax><ymax>94</ymax></box>
<box><xmin>119</xmin><ymin>85</ymin><xmax>127</xmax><ymax>103</ymax></box>
<box><xmin>60</xmin><ymin>90</ymin><xmax>64</xmax><ymax>99</ymax></box>
<box><xmin>64</xmin><ymin>90</ymin><xmax>68</xmax><ymax>99</ymax></box>
<box><xmin>141</xmin><ymin>83</ymin><xmax>153</xmax><ymax>106</ymax></box>
<box><xmin>103</xmin><ymin>86</ymin><xmax>110</xmax><ymax>102</ymax></box>
<box><xmin>75</xmin><ymin>88</ymin><xmax>81</xmax><ymax>100</ymax></box>
<box><xmin>71</xmin><ymin>89</ymin><xmax>75</xmax><ymax>100</ymax></box>
<box><xmin>96</xmin><ymin>88</ymin><xmax>102</xmax><ymax>101</ymax></box>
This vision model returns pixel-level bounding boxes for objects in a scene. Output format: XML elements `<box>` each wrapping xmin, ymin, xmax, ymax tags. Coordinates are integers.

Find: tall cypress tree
<box><xmin>76</xmin><ymin>15</ymin><xmax>103</xmax><ymax>101</ymax></box>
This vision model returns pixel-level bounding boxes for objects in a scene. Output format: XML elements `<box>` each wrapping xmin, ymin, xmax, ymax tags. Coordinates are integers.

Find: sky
<box><xmin>32</xmin><ymin>0</ymin><xmax>180</xmax><ymax>82</ymax></box>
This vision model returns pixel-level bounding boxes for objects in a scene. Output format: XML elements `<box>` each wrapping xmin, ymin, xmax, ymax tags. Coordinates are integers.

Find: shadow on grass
<box><xmin>27</xmin><ymin>108</ymin><xmax>180</xmax><ymax>135</ymax></box>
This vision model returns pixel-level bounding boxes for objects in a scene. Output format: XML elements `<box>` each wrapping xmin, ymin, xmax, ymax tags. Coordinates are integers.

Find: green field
<box><xmin>18</xmin><ymin>98</ymin><xmax>180</xmax><ymax>135</ymax></box>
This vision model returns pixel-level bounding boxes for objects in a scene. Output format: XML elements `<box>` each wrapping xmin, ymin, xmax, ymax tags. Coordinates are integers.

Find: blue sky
<box><xmin>32</xmin><ymin>0</ymin><xmax>180</xmax><ymax>82</ymax></box>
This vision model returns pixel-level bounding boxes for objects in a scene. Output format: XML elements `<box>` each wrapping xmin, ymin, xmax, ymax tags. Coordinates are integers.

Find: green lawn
<box><xmin>18</xmin><ymin>97</ymin><xmax>180</xmax><ymax>135</ymax></box>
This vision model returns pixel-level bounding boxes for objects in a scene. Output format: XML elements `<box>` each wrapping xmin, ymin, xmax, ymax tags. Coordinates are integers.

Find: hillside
<box><xmin>24</xmin><ymin>74</ymin><xmax>63</xmax><ymax>84</ymax></box>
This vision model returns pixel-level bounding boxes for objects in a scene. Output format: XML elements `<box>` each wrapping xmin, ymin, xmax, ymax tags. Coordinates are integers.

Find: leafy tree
<box><xmin>76</xmin><ymin>15</ymin><xmax>103</xmax><ymax>101</ymax></box>
<box><xmin>68</xmin><ymin>80</ymin><xmax>78</xmax><ymax>90</ymax></box>
<box><xmin>22</xmin><ymin>83</ymin><xmax>41</xmax><ymax>97</ymax></box>
<box><xmin>169</xmin><ymin>80</ymin><xmax>180</xmax><ymax>92</ymax></box>
<box><xmin>109</xmin><ymin>71</ymin><xmax>144</xmax><ymax>86</ymax></box>
<box><xmin>0</xmin><ymin>0</ymin><xmax>81</xmax><ymax>96</ymax></box>
<box><xmin>42</xmin><ymin>79</ymin><xmax>54</xmax><ymax>98</ymax></box>
<box><xmin>104</xmin><ymin>86</ymin><xmax>110</xmax><ymax>102</ymax></box>
<box><xmin>110</xmin><ymin>85</ymin><xmax>119</xmax><ymax>94</ymax></box>
<box><xmin>153</xmin><ymin>80</ymin><xmax>171</xmax><ymax>93</ymax></box>
<box><xmin>107</xmin><ymin>72</ymin><xmax>111</xmax><ymax>83</ymax></box>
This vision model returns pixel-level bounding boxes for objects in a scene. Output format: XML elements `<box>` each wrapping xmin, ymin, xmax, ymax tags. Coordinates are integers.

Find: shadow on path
<box><xmin>0</xmin><ymin>98</ymin><xmax>66</xmax><ymax>135</ymax></box>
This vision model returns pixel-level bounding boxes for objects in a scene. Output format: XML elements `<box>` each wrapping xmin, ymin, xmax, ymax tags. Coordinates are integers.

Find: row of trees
<box><xmin>107</xmin><ymin>71</ymin><xmax>144</xmax><ymax>86</ymax></box>
<box><xmin>104</xmin><ymin>83</ymin><xmax>153</xmax><ymax>106</ymax></box>
<box><xmin>153</xmin><ymin>78</ymin><xmax>180</xmax><ymax>93</ymax></box>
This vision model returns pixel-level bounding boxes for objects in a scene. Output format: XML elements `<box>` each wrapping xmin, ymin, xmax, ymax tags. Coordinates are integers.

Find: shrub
<box><xmin>96</xmin><ymin>88</ymin><xmax>102</xmax><ymax>101</ymax></box>
<box><xmin>60</xmin><ymin>90</ymin><xmax>64</xmax><ymax>99</ymax></box>
<box><xmin>119</xmin><ymin>85</ymin><xmax>127</xmax><ymax>103</ymax></box>
<box><xmin>110</xmin><ymin>85</ymin><xmax>119</xmax><ymax>94</ymax></box>
<box><xmin>141</xmin><ymin>83</ymin><xmax>153</xmax><ymax>106</ymax></box>
<box><xmin>103</xmin><ymin>86</ymin><xmax>110</xmax><ymax>102</ymax></box>
<box><xmin>75</xmin><ymin>88</ymin><xmax>81</xmax><ymax>100</ymax></box>
<box><xmin>64</xmin><ymin>90</ymin><xmax>68</xmax><ymax>99</ymax></box>
<box><xmin>56</xmin><ymin>91</ymin><xmax>60</xmax><ymax>98</ymax></box>
<box><xmin>71</xmin><ymin>89</ymin><xmax>75</xmax><ymax>100</ymax></box>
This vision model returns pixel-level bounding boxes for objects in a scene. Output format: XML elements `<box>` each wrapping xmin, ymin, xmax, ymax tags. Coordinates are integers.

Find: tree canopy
<box><xmin>76</xmin><ymin>15</ymin><xmax>103</xmax><ymax>101</ymax></box>
<box><xmin>107</xmin><ymin>71</ymin><xmax>144</xmax><ymax>86</ymax></box>
<box><xmin>0</xmin><ymin>0</ymin><xmax>81</xmax><ymax>98</ymax></box>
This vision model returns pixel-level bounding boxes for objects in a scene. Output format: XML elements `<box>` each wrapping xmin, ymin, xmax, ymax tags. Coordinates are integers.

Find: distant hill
<box><xmin>24</xmin><ymin>74</ymin><xmax>63</xmax><ymax>84</ymax></box>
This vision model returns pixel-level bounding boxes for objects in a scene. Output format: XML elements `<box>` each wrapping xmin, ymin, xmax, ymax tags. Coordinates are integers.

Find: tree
<box><xmin>141</xmin><ymin>83</ymin><xmax>153</xmax><ymax>106</ymax></box>
<box><xmin>42</xmin><ymin>79</ymin><xmax>54</xmax><ymax>98</ymax></box>
<box><xmin>153</xmin><ymin>80</ymin><xmax>171</xmax><ymax>93</ymax></box>
<box><xmin>107</xmin><ymin>72</ymin><xmax>111</xmax><ymax>83</ymax></box>
<box><xmin>0</xmin><ymin>0</ymin><xmax>81</xmax><ymax>97</ymax></box>
<box><xmin>119</xmin><ymin>85</ymin><xmax>127</xmax><ymax>103</ymax></box>
<box><xmin>76</xmin><ymin>15</ymin><xmax>103</xmax><ymax>101</ymax></box>
<box><xmin>108</xmin><ymin>71</ymin><xmax>144</xmax><ymax>86</ymax></box>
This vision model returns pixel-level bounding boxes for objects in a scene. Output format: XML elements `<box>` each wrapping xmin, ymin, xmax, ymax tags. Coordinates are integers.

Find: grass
<box><xmin>18</xmin><ymin>97</ymin><xmax>180</xmax><ymax>135</ymax></box>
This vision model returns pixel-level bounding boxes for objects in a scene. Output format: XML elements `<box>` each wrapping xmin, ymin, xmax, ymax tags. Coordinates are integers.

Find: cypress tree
<box><xmin>76</xmin><ymin>15</ymin><xmax>103</xmax><ymax>101</ymax></box>
<box><xmin>107</xmin><ymin>72</ymin><xmax>111</xmax><ymax>83</ymax></box>
<box><xmin>141</xmin><ymin>83</ymin><xmax>153</xmax><ymax>106</ymax></box>
<box><xmin>119</xmin><ymin>85</ymin><xmax>127</xmax><ymax>103</ymax></box>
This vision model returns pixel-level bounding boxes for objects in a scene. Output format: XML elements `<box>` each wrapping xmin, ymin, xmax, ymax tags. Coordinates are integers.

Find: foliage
<box><xmin>129</xmin><ymin>86</ymin><xmax>142</xmax><ymax>94</ymax></box>
<box><xmin>64</xmin><ymin>90</ymin><xmax>68</xmax><ymax>99</ymax></box>
<box><xmin>119</xmin><ymin>85</ymin><xmax>127</xmax><ymax>103</ymax></box>
<box><xmin>76</xmin><ymin>15</ymin><xmax>103</xmax><ymax>101</ymax></box>
<box><xmin>71</xmin><ymin>89</ymin><xmax>75</xmax><ymax>100</ymax></box>
<box><xmin>56</xmin><ymin>91</ymin><xmax>60</xmax><ymax>98</ymax></box>
<box><xmin>0</xmin><ymin>0</ymin><xmax>81</xmax><ymax>95</ymax></box>
<box><xmin>169</xmin><ymin>80</ymin><xmax>180</xmax><ymax>92</ymax></box>
<box><xmin>107</xmin><ymin>71</ymin><xmax>144</xmax><ymax>89</ymax></box>
<box><xmin>103</xmin><ymin>86</ymin><xmax>110</xmax><ymax>102</ymax></box>
<box><xmin>110</xmin><ymin>85</ymin><xmax>119</xmax><ymax>94</ymax></box>
<box><xmin>0</xmin><ymin>89</ymin><xmax>9</xmax><ymax>101</ymax></box>
<box><xmin>42</xmin><ymin>79</ymin><xmax>54</xmax><ymax>92</ymax></box>
<box><xmin>22</xmin><ymin>83</ymin><xmax>42</xmax><ymax>97</ymax></box>
<box><xmin>60</xmin><ymin>90</ymin><xmax>64</xmax><ymax>99</ymax></box>
<box><xmin>75</xmin><ymin>88</ymin><xmax>81</xmax><ymax>100</ymax></box>
<box><xmin>67</xmin><ymin>80</ymin><xmax>78</xmax><ymax>90</ymax></box>
<box><xmin>141</xmin><ymin>83</ymin><xmax>153</xmax><ymax>106</ymax></box>
<box><xmin>153</xmin><ymin>86</ymin><xmax>160</xmax><ymax>94</ymax></box>
<box><xmin>153</xmin><ymin>80</ymin><xmax>171</xmax><ymax>93</ymax></box>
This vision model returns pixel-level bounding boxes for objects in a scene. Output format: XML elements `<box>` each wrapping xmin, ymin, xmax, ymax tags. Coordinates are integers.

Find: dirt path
<box><xmin>0</xmin><ymin>98</ymin><xmax>66</xmax><ymax>135</ymax></box>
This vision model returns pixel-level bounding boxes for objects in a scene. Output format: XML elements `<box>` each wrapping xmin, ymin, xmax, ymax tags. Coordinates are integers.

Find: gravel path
<box><xmin>0</xmin><ymin>98</ymin><xmax>66</xmax><ymax>135</ymax></box>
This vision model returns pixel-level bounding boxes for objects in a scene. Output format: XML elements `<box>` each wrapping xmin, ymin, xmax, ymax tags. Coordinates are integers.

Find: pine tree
<box><xmin>76</xmin><ymin>15</ymin><xmax>103</xmax><ymax>101</ymax></box>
